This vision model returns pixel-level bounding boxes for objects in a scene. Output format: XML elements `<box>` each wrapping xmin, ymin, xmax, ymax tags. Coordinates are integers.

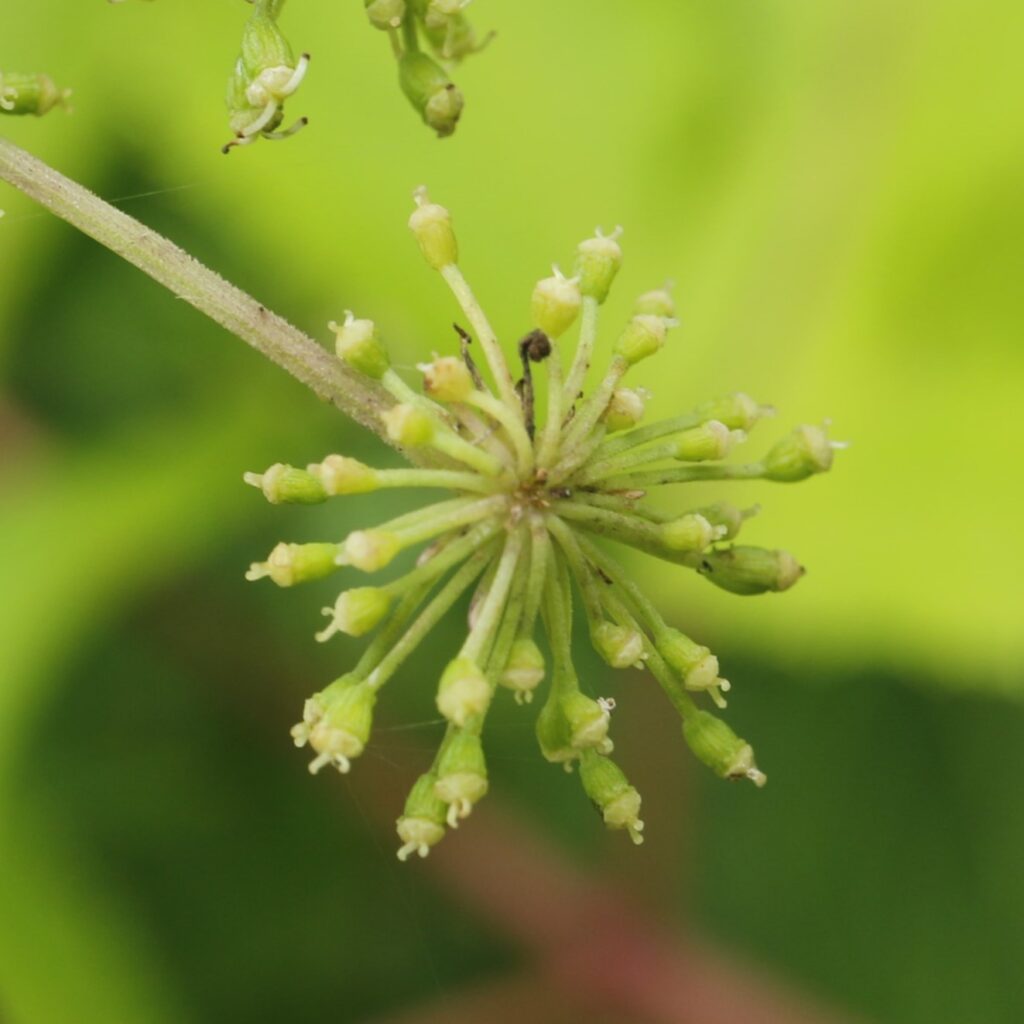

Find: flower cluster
<box><xmin>245</xmin><ymin>190</ymin><xmax>839</xmax><ymax>859</ymax></box>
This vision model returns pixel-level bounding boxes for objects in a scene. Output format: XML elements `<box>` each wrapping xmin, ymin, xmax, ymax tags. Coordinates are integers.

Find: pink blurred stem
<box><xmin>420</xmin><ymin>802</ymin><xmax>862</xmax><ymax>1024</ymax></box>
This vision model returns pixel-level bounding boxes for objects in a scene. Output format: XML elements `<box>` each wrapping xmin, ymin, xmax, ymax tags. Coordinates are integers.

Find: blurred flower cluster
<box><xmin>373</xmin><ymin>0</ymin><xmax>493</xmax><ymax>137</ymax></box>
<box><xmin>110</xmin><ymin>0</ymin><xmax>490</xmax><ymax>149</ymax></box>
<box><xmin>245</xmin><ymin>190</ymin><xmax>839</xmax><ymax>859</ymax></box>
<box><xmin>0</xmin><ymin>70</ymin><xmax>71</xmax><ymax>118</ymax></box>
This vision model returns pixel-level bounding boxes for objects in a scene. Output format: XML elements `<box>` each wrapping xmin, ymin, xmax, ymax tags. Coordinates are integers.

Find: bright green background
<box><xmin>2</xmin><ymin>2</ymin><xmax>1022</xmax><ymax>1022</ymax></box>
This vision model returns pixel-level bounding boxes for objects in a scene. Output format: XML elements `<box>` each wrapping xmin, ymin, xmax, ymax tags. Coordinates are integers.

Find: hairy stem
<box><xmin>0</xmin><ymin>136</ymin><xmax>403</xmax><ymax>448</ymax></box>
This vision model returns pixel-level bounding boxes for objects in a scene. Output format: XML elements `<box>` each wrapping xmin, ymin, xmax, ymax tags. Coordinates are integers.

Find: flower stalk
<box><xmin>0</xmin><ymin>137</ymin><xmax>405</xmax><ymax>448</ymax></box>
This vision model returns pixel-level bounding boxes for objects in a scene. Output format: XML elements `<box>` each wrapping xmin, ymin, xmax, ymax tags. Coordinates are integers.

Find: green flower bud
<box><xmin>562</xmin><ymin>691</ymin><xmax>613</xmax><ymax>754</ymax></box>
<box><xmin>399</xmin><ymin>50</ymin><xmax>464</xmax><ymax>137</ymax></box>
<box><xmin>698</xmin><ymin>545</ymin><xmax>804</xmax><ymax>595</ymax></box>
<box><xmin>419</xmin><ymin>355</ymin><xmax>474</xmax><ymax>402</ymax></box>
<box><xmin>396</xmin><ymin>771</ymin><xmax>448</xmax><ymax>860</ymax></box>
<box><xmin>239</xmin><ymin>2</ymin><xmax>294</xmax><ymax>74</ymax></box>
<box><xmin>531</xmin><ymin>271</ymin><xmax>582</xmax><ymax>339</ymax></box>
<box><xmin>309</xmin><ymin>455</ymin><xmax>379</xmax><ymax>495</ymax></box>
<box><xmin>671</xmin><ymin>420</ymin><xmax>745</xmax><ymax>462</ymax></box>
<box><xmin>0</xmin><ymin>72</ymin><xmax>71</xmax><ymax>117</ymax></box>
<box><xmin>434</xmin><ymin>730</ymin><xmax>488</xmax><ymax>826</ymax></box>
<box><xmin>245</xmin><ymin>541</ymin><xmax>340</xmax><ymax>586</ymax></box>
<box><xmin>381</xmin><ymin>403</ymin><xmax>435</xmax><ymax>446</ymax></box>
<box><xmin>688</xmin><ymin>501</ymin><xmax>757</xmax><ymax>541</ymax></box>
<box><xmin>290</xmin><ymin>672</ymin><xmax>353</xmax><ymax>748</ymax></box>
<box><xmin>658</xmin><ymin>628</ymin><xmax>718</xmax><ymax>688</ymax></box>
<box><xmin>224</xmin><ymin>3</ymin><xmax>310</xmax><ymax>151</ymax></box>
<box><xmin>613</xmin><ymin>314</ymin><xmax>671</xmax><ymax>366</ymax></box>
<box><xmin>243</xmin><ymin>463</ymin><xmax>327</xmax><ymax>504</ymax></box>
<box><xmin>436</xmin><ymin>655</ymin><xmax>491</xmax><ymax>726</ymax></box>
<box><xmin>603</xmin><ymin>387</ymin><xmax>650</xmax><ymax>433</ymax></box>
<box><xmin>364</xmin><ymin>0</ymin><xmax>405</xmax><ymax>30</ymax></box>
<box><xmin>762</xmin><ymin>424</ymin><xmax>836</xmax><ymax>482</ymax></box>
<box><xmin>536</xmin><ymin>686</ymin><xmax>575</xmax><ymax>767</ymax></box>
<box><xmin>660</xmin><ymin>513</ymin><xmax>725</xmax><ymax>552</ymax></box>
<box><xmin>633</xmin><ymin>286</ymin><xmax>675</xmax><ymax>318</ymax></box>
<box><xmin>657</xmin><ymin>628</ymin><xmax>730</xmax><ymax>708</ymax></box>
<box><xmin>293</xmin><ymin>678</ymin><xmax>377</xmax><ymax>775</ymax></box>
<box><xmin>591</xmin><ymin>622</ymin><xmax>645</xmax><ymax>669</ymax></box>
<box><xmin>579</xmin><ymin>751</ymin><xmax>645</xmax><ymax>844</ymax></box>
<box><xmin>330</xmin><ymin>313</ymin><xmax>390</xmax><ymax>379</ymax></box>
<box><xmin>574</xmin><ymin>228</ymin><xmax>623</xmax><ymax>304</ymax></box>
<box><xmin>697</xmin><ymin>392</ymin><xmax>771</xmax><ymax>432</ymax></box>
<box><xmin>682</xmin><ymin>710</ymin><xmax>765</xmax><ymax>786</ymax></box>
<box><xmin>498</xmin><ymin>637</ymin><xmax>545</xmax><ymax>704</ymax></box>
<box><xmin>316</xmin><ymin>587</ymin><xmax>392</xmax><ymax>642</ymax></box>
<box><xmin>409</xmin><ymin>187</ymin><xmax>458</xmax><ymax>269</ymax></box>
<box><xmin>341</xmin><ymin>529</ymin><xmax>401</xmax><ymax>572</ymax></box>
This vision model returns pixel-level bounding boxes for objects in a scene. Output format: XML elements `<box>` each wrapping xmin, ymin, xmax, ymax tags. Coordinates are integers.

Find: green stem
<box><xmin>373</xmin><ymin>468</ymin><xmax>500</xmax><ymax>494</ymax></box>
<box><xmin>439</xmin><ymin>264</ymin><xmax>519</xmax><ymax>412</ymax></box>
<box><xmin>383</xmin><ymin>519</ymin><xmax>502</xmax><ymax>599</ymax></box>
<box><xmin>376</xmin><ymin>494</ymin><xmax>486</xmax><ymax>536</ymax></box>
<box><xmin>484</xmin><ymin>538</ymin><xmax>531</xmax><ymax>677</ymax></box>
<box><xmin>554</xmin><ymin>500</ymin><xmax>665</xmax><ymax>550</ymax></box>
<box><xmin>590</xmin><ymin>409</ymin><xmax>706</xmax><ymax>463</ymax></box>
<box><xmin>560</xmin><ymin>355</ymin><xmax>626</xmax><ymax>449</ymax></box>
<box><xmin>572</xmin><ymin>532</ymin><xmax>666</xmax><ymax>636</ymax></box>
<box><xmin>601</xmin><ymin>588</ymin><xmax>696</xmax><ymax>718</ymax></box>
<box><xmin>553</xmin><ymin>500</ymin><xmax>703</xmax><ymax>568</ymax></box>
<box><xmin>387</xmin><ymin>26</ymin><xmax>404</xmax><ymax>59</ymax></box>
<box><xmin>467</xmin><ymin>389</ymin><xmax>534</xmax><ymax>477</ymax></box>
<box><xmin>571</xmin><ymin>535</ymin><xmax>698</xmax><ymax>719</ymax></box>
<box><xmin>551</xmin><ymin>356</ymin><xmax>627</xmax><ymax>481</ymax></box>
<box><xmin>401</xmin><ymin>14</ymin><xmax>420</xmax><ymax>52</ymax></box>
<box><xmin>461</xmin><ymin>525</ymin><xmax>525</xmax><ymax>664</ymax></box>
<box><xmin>256</xmin><ymin>0</ymin><xmax>287</xmax><ymax>19</ymax></box>
<box><xmin>574</xmin><ymin>438</ymin><xmax>686</xmax><ymax>484</ymax></box>
<box><xmin>597</xmin><ymin>462</ymin><xmax>767</xmax><ymax>490</ymax></box>
<box><xmin>390</xmin><ymin>494</ymin><xmax>507</xmax><ymax>548</ymax></box>
<box><xmin>0</xmin><ymin>137</ymin><xmax>403</xmax><ymax>450</ymax></box>
<box><xmin>534</xmin><ymin>342</ymin><xmax>565</xmax><ymax>471</ymax></box>
<box><xmin>430</xmin><ymin>422</ymin><xmax>508</xmax><ymax>477</ymax></box>
<box><xmin>352</xmin><ymin>579</ymin><xmax>435</xmax><ymax>679</ymax></box>
<box><xmin>449</xmin><ymin>405</ymin><xmax>516</xmax><ymax>468</ymax></box>
<box><xmin>570</xmin><ymin>489</ymin><xmax>671</xmax><ymax>523</ymax></box>
<box><xmin>366</xmin><ymin>543</ymin><xmax>497</xmax><ymax>690</ymax></box>
<box><xmin>557</xmin><ymin>422</ymin><xmax>607</xmax><ymax>483</ymax></box>
<box><xmin>544</xmin><ymin>515</ymin><xmax>608</xmax><ymax>630</ymax></box>
<box><xmin>542</xmin><ymin>548</ymin><xmax>575</xmax><ymax>673</ymax></box>
<box><xmin>519</xmin><ymin>511</ymin><xmax>551</xmax><ymax>640</ymax></box>
<box><xmin>561</xmin><ymin>295</ymin><xmax>599</xmax><ymax>413</ymax></box>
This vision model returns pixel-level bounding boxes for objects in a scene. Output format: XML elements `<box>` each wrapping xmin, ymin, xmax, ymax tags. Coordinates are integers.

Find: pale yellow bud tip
<box><xmin>409</xmin><ymin>187</ymin><xmax>458</xmax><ymax>269</ymax></box>
<box><xmin>531</xmin><ymin>269</ymin><xmax>582</xmax><ymax>338</ymax></box>
<box><xmin>419</xmin><ymin>355</ymin><xmax>474</xmax><ymax>403</ymax></box>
